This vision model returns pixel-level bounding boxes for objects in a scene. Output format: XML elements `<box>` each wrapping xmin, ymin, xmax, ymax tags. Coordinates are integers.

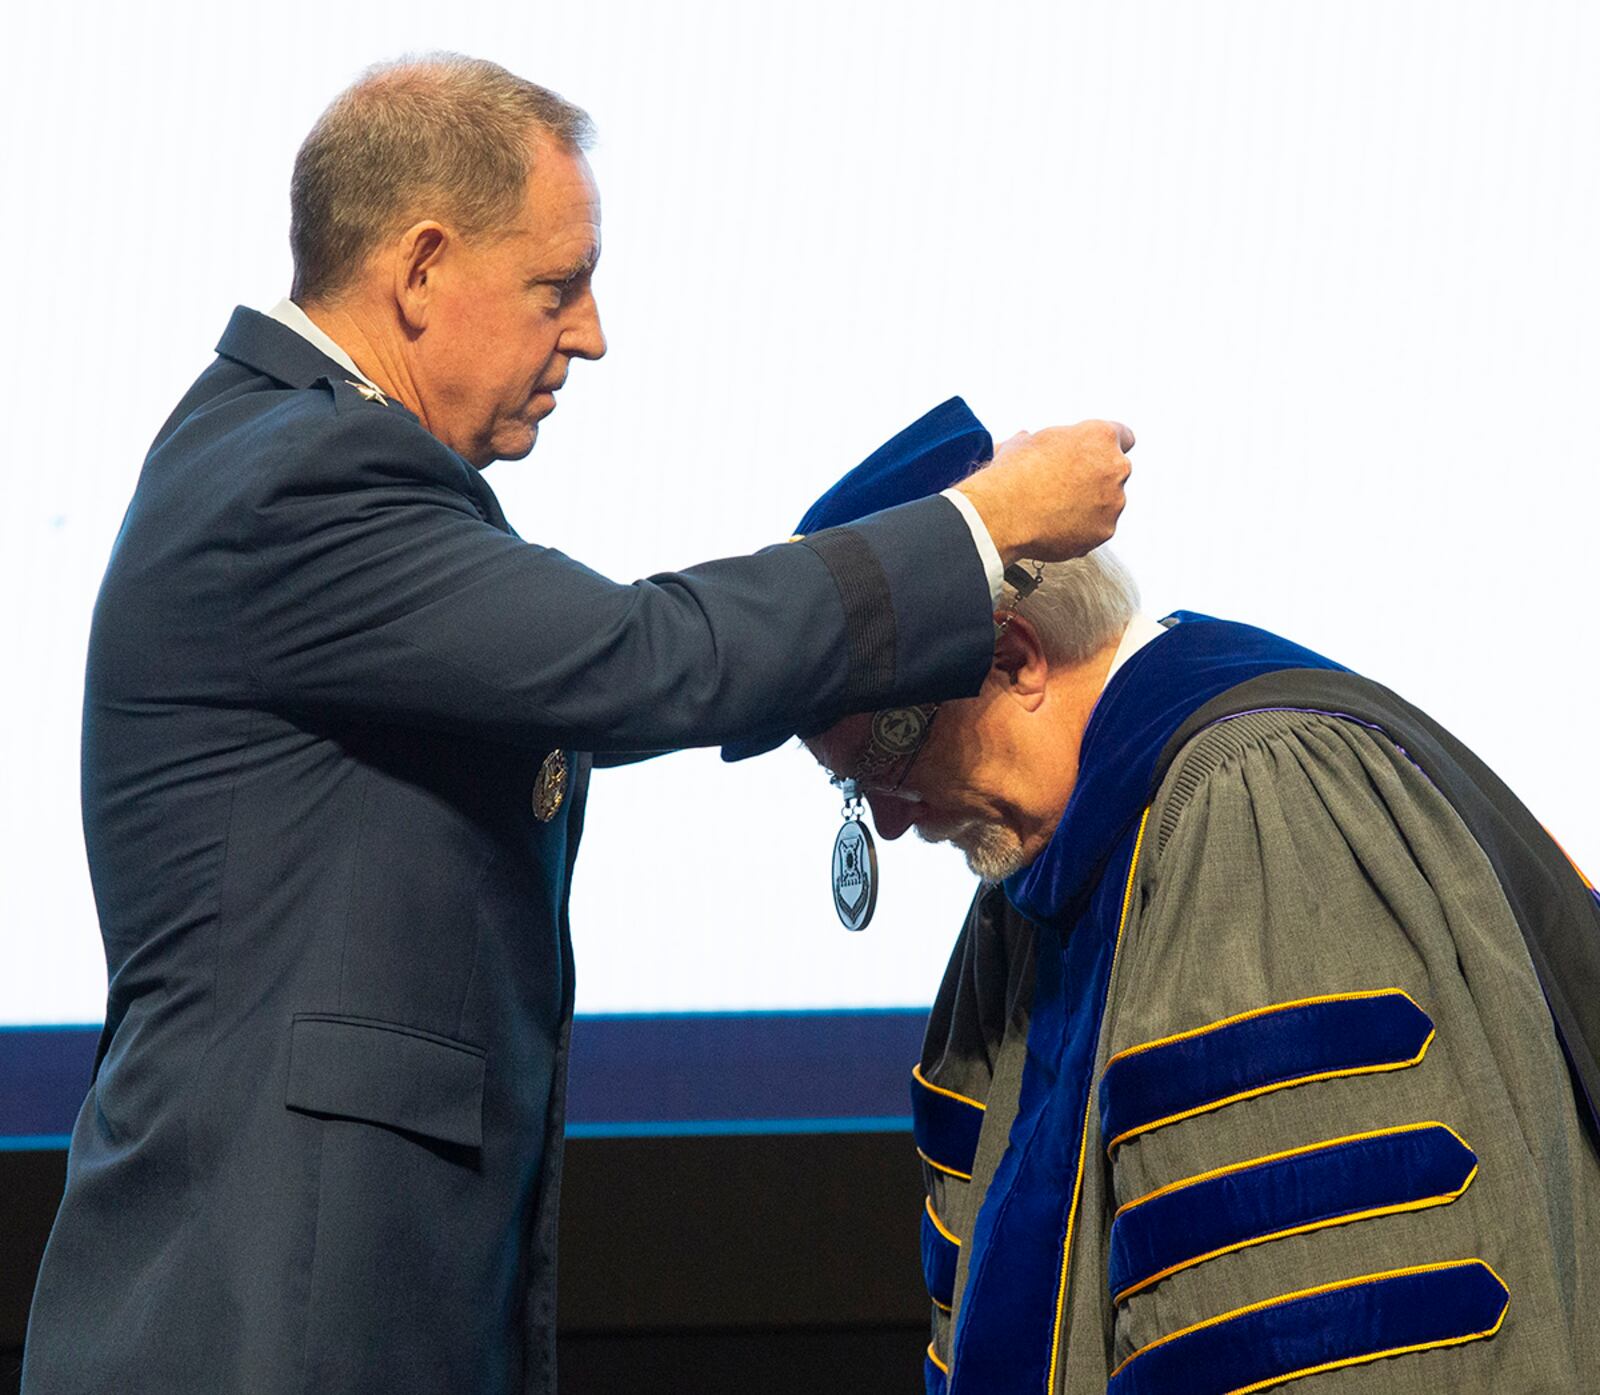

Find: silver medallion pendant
<box><xmin>832</xmin><ymin>789</ymin><xmax>878</xmax><ymax>932</ymax></box>
<box><xmin>532</xmin><ymin>749</ymin><xmax>569</xmax><ymax>823</ymax></box>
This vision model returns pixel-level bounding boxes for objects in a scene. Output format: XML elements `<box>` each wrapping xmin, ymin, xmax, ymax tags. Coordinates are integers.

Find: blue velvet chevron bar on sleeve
<box><xmin>1098</xmin><ymin>989</ymin><xmax>1435</xmax><ymax>1153</ymax></box>
<box><xmin>1108</xmin><ymin>1122</ymin><xmax>1478</xmax><ymax>1301</ymax></box>
<box><xmin>911</xmin><ymin>1064</ymin><xmax>985</xmax><ymax>1180</ymax></box>
<box><xmin>1105</xmin><ymin>1259</ymin><xmax>1509</xmax><ymax>1395</ymax></box>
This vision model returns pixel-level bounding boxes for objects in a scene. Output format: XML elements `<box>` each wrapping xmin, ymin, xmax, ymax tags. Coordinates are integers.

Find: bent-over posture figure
<box><xmin>745</xmin><ymin>400</ymin><xmax>1600</xmax><ymax>1395</ymax></box>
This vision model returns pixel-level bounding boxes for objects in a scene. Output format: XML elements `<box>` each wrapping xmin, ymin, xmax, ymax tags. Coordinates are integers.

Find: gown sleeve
<box><xmin>1091</xmin><ymin>709</ymin><xmax>1600</xmax><ymax>1394</ymax></box>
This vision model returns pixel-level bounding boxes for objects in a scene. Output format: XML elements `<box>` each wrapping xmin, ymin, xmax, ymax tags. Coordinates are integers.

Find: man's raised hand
<box><xmin>955</xmin><ymin>420</ymin><xmax>1134</xmax><ymax>564</ymax></box>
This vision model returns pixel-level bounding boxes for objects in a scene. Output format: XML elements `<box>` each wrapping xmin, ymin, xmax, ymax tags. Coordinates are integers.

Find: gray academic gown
<box><xmin>920</xmin><ymin>707</ymin><xmax>1600</xmax><ymax>1393</ymax></box>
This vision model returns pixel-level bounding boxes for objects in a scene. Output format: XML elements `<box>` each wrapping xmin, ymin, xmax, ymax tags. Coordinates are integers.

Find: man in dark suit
<box><xmin>21</xmin><ymin>55</ymin><xmax>1133</xmax><ymax>1393</ymax></box>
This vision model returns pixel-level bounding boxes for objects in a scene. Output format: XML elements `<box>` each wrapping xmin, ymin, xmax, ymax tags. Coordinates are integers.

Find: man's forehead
<box><xmin>516</xmin><ymin>230</ymin><xmax>600</xmax><ymax>275</ymax></box>
<box><xmin>528</xmin><ymin>138</ymin><xmax>599</xmax><ymax>200</ymax></box>
<box><xmin>505</xmin><ymin>221</ymin><xmax>601</xmax><ymax>283</ymax></box>
<box><xmin>508</xmin><ymin>142</ymin><xmax>601</xmax><ymax>235</ymax></box>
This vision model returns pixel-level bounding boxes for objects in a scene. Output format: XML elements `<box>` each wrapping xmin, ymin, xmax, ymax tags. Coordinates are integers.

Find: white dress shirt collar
<box><xmin>1104</xmin><ymin>611</ymin><xmax>1170</xmax><ymax>687</ymax></box>
<box><xmin>263</xmin><ymin>298</ymin><xmax>386</xmax><ymax>396</ymax></box>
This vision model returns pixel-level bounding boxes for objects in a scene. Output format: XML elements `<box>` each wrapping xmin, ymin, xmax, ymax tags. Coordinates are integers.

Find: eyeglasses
<box><xmin>827</xmin><ymin>702</ymin><xmax>941</xmax><ymax>799</ymax></box>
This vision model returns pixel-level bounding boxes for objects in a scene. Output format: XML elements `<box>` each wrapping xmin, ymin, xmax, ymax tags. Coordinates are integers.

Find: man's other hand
<box><xmin>954</xmin><ymin>420</ymin><xmax>1134</xmax><ymax>564</ymax></box>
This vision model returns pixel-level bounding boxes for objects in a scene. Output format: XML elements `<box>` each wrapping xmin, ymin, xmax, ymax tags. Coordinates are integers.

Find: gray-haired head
<box><xmin>289</xmin><ymin>53</ymin><xmax>595</xmax><ymax>305</ymax></box>
<box><xmin>1009</xmin><ymin>548</ymin><xmax>1141</xmax><ymax>666</ymax></box>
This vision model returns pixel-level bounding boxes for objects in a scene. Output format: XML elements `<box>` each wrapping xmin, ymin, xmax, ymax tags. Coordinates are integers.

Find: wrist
<box><xmin>953</xmin><ymin>478</ymin><xmax>1023</xmax><ymax>565</ymax></box>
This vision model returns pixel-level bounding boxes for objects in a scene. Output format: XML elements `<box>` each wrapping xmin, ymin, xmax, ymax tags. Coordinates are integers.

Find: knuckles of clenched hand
<box><xmin>956</xmin><ymin>417</ymin><xmax>1134</xmax><ymax>564</ymax></box>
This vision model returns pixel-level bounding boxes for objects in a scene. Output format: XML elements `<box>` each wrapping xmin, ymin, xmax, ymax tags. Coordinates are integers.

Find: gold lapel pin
<box><xmin>532</xmin><ymin>750</ymin><xmax>569</xmax><ymax>823</ymax></box>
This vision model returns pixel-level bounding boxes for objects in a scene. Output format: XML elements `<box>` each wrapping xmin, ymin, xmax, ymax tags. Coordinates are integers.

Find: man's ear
<box><xmin>992</xmin><ymin>613</ymin><xmax>1049</xmax><ymax>709</ymax></box>
<box><xmin>392</xmin><ymin>220</ymin><xmax>450</xmax><ymax>333</ymax></box>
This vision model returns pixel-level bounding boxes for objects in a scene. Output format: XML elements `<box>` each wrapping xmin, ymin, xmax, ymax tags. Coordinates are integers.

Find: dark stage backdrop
<box><xmin>1</xmin><ymin>1013</ymin><xmax>938</xmax><ymax>1390</ymax></box>
<box><xmin>2</xmin><ymin>1127</ymin><xmax>934</xmax><ymax>1395</ymax></box>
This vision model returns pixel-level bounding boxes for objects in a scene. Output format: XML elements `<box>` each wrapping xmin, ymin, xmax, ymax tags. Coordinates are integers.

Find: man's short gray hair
<box><xmin>1011</xmin><ymin>548</ymin><xmax>1140</xmax><ymax>666</ymax></box>
<box><xmin>290</xmin><ymin>53</ymin><xmax>595</xmax><ymax>305</ymax></box>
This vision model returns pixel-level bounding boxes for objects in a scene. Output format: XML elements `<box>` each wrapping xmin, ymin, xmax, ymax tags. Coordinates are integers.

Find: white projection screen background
<box><xmin>2</xmin><ymin>1</ymin><xmax>1596</xmax><ymax>1040</ymax></box>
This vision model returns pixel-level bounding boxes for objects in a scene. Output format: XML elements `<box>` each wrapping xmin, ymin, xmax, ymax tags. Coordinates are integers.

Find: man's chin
<box><xmin>481</xmin><ymin>423</ymin><xmax>538</xmax><ymax>466</ymax></box>
<box><xmin>917</xmin><ymin>820</ymin><xmax>1027</xmax><ymax>883</ymax></box>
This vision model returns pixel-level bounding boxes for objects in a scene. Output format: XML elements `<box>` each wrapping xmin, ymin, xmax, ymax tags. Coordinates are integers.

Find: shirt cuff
<box><xmin>940</xmin><ymin>488</ymin><xmax>1005</xmax><ymax>605</ymax></box>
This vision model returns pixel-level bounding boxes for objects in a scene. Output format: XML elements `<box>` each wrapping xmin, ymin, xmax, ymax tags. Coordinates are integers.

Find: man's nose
<box><xmin>565</xmin><ymin>290</ymin><xmax>606</xmax><ymax>362</ymax></box>
<box><xmin>866</xmin><ymin>793</ymin><xmax>918</xmax><ymax>841</ymax></box>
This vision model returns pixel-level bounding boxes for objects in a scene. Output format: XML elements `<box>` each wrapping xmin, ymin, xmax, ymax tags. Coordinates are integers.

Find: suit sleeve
<box><xmin>1092</xmin><ymin>710</ymin><xmax>1600</xmax><ymax>1393</ymax></box>
<box><xmin>230</xmin><ymin>404</ymin><xmax>995</xmax><ymax>751</ymax></box>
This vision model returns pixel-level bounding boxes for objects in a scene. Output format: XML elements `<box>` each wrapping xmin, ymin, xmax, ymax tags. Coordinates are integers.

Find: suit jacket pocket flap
<box><xmin>285</xmin><ymin>1014</ymin><xmax>485</xmax><ymax>1148</ymax></box>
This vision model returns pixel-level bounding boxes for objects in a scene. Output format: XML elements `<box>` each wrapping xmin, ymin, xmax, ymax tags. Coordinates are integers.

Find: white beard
<box><xmin>917</xmin><ymin>819</ymin><xmax>1028</xmax><ymax>883</ymax></box>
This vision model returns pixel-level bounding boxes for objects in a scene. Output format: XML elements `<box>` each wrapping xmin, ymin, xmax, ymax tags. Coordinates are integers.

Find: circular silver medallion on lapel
<box><xmin>831</xmin><ymin>818</ymin><xmax>878</xmax><ymax>932</ymax></box>
<box><xmin>532</xmin><ymin>750</ymin><xmax>568</xmax><ymax>823</ymax></box>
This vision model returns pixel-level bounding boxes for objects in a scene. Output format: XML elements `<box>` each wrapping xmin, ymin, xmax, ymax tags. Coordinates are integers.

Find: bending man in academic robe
<box><xmin>729</xmin><ymin>400</ymin><xmax>1600</xmax><ymax>1395</ymax></box>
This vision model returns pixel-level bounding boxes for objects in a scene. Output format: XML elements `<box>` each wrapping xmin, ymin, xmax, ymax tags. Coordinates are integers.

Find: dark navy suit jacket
<box><xmin>22</xmin><ymin>309</ymin><xmax>995</xmax><ymax>1393</ymax></box>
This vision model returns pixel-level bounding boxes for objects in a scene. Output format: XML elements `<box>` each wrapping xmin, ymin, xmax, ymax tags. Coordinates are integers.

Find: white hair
<box><xmin>1008</xmin><ymin>547</ymin><xmax>1140</xmax><ymax>666</ymax></box>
